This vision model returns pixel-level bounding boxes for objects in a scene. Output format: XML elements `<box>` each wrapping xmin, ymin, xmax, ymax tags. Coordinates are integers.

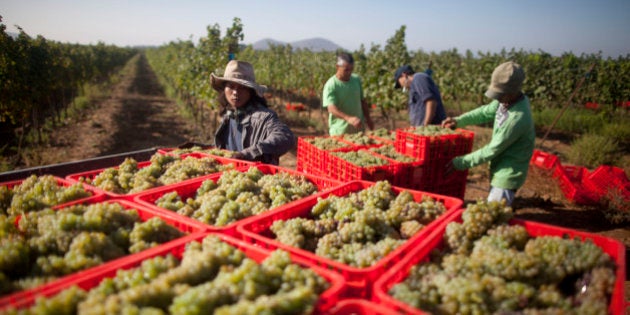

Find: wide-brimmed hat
<box><xmin>211</xmin><ymin>60</ymin><xmax>267</xmax><ymax>97</ymax></box>
<box><xmin>485</xmin><ymin>61</ymin><xmax>525</xmax><ymax>100</ymax></box>
<box><xmin>394</xmin><ymin>65</ymin><xmax>414</xmax><ymax>89</ymax></box>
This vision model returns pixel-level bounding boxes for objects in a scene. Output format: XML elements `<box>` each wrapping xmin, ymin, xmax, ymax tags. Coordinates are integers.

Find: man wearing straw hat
<box><xmin>442</xmin><ymin>61</ymin><xmax>535</xmax><ymax>206</ymax></box>
<box><xmin>212</xmin><ymin>60</ymin><xmax>296</xmax><ymax>165</ymax></box>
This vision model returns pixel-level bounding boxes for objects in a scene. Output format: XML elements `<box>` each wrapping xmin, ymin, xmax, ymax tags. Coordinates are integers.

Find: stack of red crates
<box><xmin>530</xmin><ymin>149</ymin><xmax>630</xmax><ymax>205</ymax></box>
<box><xmin>296</xmin><ymin>136</ymin><xmax>354</xmax><ymax>177</ymax></box>
<box><xmin>394</xmin><ymin>128</ymin><xmax>475</xmax><ymax>199</ymax></box>
<box><xmin>553</xmin><ymin>164</ymin><xmax>600</xmax><ymax>205</ymax></box>
<box><xmin>583</xmin><ymin>165</ymin><xmax>630</xmax><ymax>204</ymax></box>
<box><xmin>296</xmin><ymin>135</ymin><xmax>389</xmax><ymax>181</ymax></box>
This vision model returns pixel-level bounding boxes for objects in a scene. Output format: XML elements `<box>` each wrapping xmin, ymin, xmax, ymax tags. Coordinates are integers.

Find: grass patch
<box><xmin>533</xmin><ymin>107</ymin><xmax>607</xmax><ymax>135</ymax></box>
<box><xmin>566</xmin><ymin>134</ymin><xmax>621</xmax><ymax>168</ymax></box>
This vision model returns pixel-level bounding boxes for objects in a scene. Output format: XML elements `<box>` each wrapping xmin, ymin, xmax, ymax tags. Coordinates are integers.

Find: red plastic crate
<box><xmin>0</xmin><ymin>198</ymin><xmax>204</xmax><ymax>308</ymax></box>
<box><xmin>325</xmin><ymin>299</ymin><xmax>400</xmax><ymax>315</ymax></box>
<box><xmin>237</xmin><ymin>181</ymin><xmax>463</xmax><ymax>298</ymax></box>
<box><xmin>0</xmin><ymin>175</ymin><xmax>104</xmax><ymax>212</ymax></box>
<box><xmin>1</xmin><ymin>232</ymin><xmax>346</xmax><ymax>313</ymax></box>
<box><xmin>157</xmin><ymin>147</ymin><xmax>259</xmax><ymax>166</ymax></box>
<box><xmin>583</xmin><ymin>165</ymin><xmax>630</xmax><ymax>202</ymax></box>
<box><xmin>372</xmin><ymin>209</ymin><xmax>626</xmax><ymax>315</ymax></box>
<box><xmin>394</xmin><ymin>128</ymin><xmax>474</xmax><ymax>163</ymax></box>
<box><xmin>296</xmin><ymin>136</ymin><xmax>344</xmax><ymax>176</ymax></box>
<box><xmin>325</xmin><ymin>149</ymin><xmax>398</xmax><ymax>183</ymax></box>
<box><xmin>366</xmin><ymin>146</ymin><xmax>426</xmax><ymax>190</ymax></box>
<box><xmin>368</xmin><ymin>134</ymin><xmax>395</xmax><ymax>145</ymax></box>
<box><xmin>134</xmin><ymin>164</ymin><xmax>343</xmax><ymax>237</ymax></box>
<box><xmin>553</xmin><ymin>164</ymin><xmax>599</xmax><ymax>205</ymax></box>
<box><xmin>337</xmin><ymin>134</ymin><xmax>385</xmax><ymax>149</ymax></box>
<box><xmin>530</xmin><ymin>149</ymin><xmax>560</xmax><ymax>171</ymax></box>
<box><xmin>65</xmin><ymin>154</ymin><xmax>241</xmax><ymax>200</ymax></box>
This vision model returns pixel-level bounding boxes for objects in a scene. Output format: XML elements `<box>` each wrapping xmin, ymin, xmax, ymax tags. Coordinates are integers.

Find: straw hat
<box><xmin>211</xmin><ymin>60</ymin><xmax>267</xmax><ymax>97</ymax></box>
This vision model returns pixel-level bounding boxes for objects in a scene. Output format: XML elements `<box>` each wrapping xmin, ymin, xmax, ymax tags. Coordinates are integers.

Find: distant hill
<box><xmin>251</xmin><ymin>37</ymin><xmax>344</xmax><ymax>52</ymax></box>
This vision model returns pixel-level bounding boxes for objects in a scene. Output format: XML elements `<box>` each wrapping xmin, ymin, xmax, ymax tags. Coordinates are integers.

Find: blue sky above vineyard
<box><xmin>3</xmin><ymin>0</ymin><xmax>629</xmax><ymax>58</ymax></box>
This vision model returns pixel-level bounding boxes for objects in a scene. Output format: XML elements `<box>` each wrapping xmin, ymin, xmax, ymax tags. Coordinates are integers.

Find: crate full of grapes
<box><xmin>372</xmin><ymin>201</ymin><xmax>626</xmax><ymax>315</ymax></box>
<box><xmin>296</xmin><ymin>136</ymin><xmax>354</xmax><ymax>177</ymax></box>
<box><xmin>0</xmin><ymin>198</ymin><xmax>204</xmax><ymax>308</ymax></box>
<box><xmin>324</xmin><ymin>148</ymin><xmax>400</xmax><ymax>184</ymax></box>
<box><xmin>134</xmin><ymin>164</ymin><xmax>342</xmax><ymax>237</ymax></box>
<box><xmin>1</xmin><ymin>175</ymin><xmax>104</xmax><ymax>216</ymax></box>
<box><xmin>0</xmin><ymin>233</ymin><xmax>346</xmax><ymax>314</ymax></box>
<box><xmin>237</xmin><ymin>180</ymin><xmax>463</xmax><ymax>298</ymax></box>
<box><xmin>157</xmin><ymin>146</ymin><xmax>259</xmax><ymax>167</ymax></box>
<box><xmin>394</xmin><ymin>126</ymin><xmax>474</xmax><ymax>163</ymax></box>
<box><xmin>66</xmin><ymin>153</ymin><xmax>241</xmax><ymax>200</ymax></box>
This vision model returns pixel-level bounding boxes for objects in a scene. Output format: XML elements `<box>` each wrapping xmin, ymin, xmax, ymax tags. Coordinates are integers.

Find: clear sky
<box><xmin>2</xmin><ymin>0</ymin><xmax>629</xmax><ymax>58</ymax></box>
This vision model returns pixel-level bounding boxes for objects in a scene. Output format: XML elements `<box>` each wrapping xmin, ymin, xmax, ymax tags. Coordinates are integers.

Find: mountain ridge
<box><xmin>250</xmin><ymin>37</ymin><xmax>344</xmax><ymax>52</ymax></box>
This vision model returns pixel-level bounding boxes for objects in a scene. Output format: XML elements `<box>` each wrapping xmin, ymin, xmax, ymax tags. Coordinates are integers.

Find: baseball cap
<box><xmin>394</xmin><ymin>65</ymin><xmax>414</xmax><ymax>89</ymax></box>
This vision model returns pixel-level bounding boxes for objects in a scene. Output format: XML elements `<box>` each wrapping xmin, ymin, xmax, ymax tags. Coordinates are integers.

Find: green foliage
<box><xmin>599</xmin><ymin>121</ymin><xmax>630</xmax><ymax>145</ymax></box>
<box><xmin>567</xmin><ymin>134</ymin><xmax>620</xmax><ymax>168</ymax></box>
<box><xmin>532</xmin><ymin>107</ymin><xmax>607</xmax><ymax>134</ymax></box>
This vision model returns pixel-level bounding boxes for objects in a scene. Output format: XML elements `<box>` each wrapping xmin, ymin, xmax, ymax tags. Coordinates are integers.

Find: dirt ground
<box><xmin>42</xmin><ymin>54</ymin><xmax>629</xmax><ymax>304</ymax></box>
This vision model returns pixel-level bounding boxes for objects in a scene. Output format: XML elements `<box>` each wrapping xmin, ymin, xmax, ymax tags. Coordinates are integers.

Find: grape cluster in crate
<box><xmin>0</xmin><ymin>147</ymin><xmax>624</xmax><ymax>314</ymax></box>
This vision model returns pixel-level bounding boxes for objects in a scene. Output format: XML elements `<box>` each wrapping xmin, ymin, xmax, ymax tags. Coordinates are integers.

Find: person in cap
<box><xmin>394</xmin><ymin>65</ymin><xmax>446</xmax><ymax>126</ymax></box>
<box><xmin>322</xmin><ymin>52</ymin><xmax>374</xmax><ymax>135</ymax></box>
<box><xmin>211</xmin><ymin>60</ymin><xmax>296</xmax><ymax>165</ymax></box>
<box><xmin>442</xmin><ymin>61</ymin><xmax>535</xmax><ymax>206</ymax></box>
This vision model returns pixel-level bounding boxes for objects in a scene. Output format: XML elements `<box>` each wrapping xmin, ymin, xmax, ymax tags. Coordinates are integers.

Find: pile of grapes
<box><xmin>6</xmin><ymin>235</ymin><xmax>330</xmax><ymax>315</ymax></box>
<box><xmin>369</xmin><ymin>145</ymin><xmax>417</xmax><ymax>163</ymax></box>
<box><xmin>164</xmin><ymin>146</ymin><xmax>235</xmax><ymax>158</ymax></box>
<box><xmin>270</xmin><ymin>181</ymin><xmax>447</xmax><ymax>267</ymax></box>
<box><xmin>329</xmin><ymin>150</ymin><xmax>390</xmax><ymax>167</ymax></box>
<box><xmin>409</xmin><ymin>125</ymin><xmax>458</xmax><ymax>136</ymax></box>
<box><xmin>1</xmin><ymin>175</ymin><xmax>92</xmax><ymax>216</ymax></box>
<box><xmin>87</xmin><ymin>153</ymin><xmax>234</xmax><ymax>194</ymax></box>
<box><xmin>367</xmin><ymin>128</ymin><xmax>395</xmax><ymax>141</ymax></box>
<box><xmin>0</xmin><ymin>201</ymin><xmax>185</xmax><ymax>295</ymax></box>
<box><xmin>303</xmin><ymin>137</ymin><xmax>350</xmax><ymax>150</ymax></box>
<box><xmin>389</xmin><ymin>201</ymin><xmax>617</xmax><ymax>314</ymax></box>
<box><xmin>338</xmin><ymin>132</ymin><xmax>380</xmax><ymax>146</ymax></box>
<box><xmin>155</xmin><ymin>167</ymin><xmax>319</xmax><ymax>227</ymax></box>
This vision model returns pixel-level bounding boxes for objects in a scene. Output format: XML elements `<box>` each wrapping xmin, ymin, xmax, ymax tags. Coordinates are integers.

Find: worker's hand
<box><xmin>441</xmin><ymin>117</ymin><xmax>457</xmax><ymax>129</ymax></box>
<box><xmin>232</xmin><ymin>151</ymin><xmax>246</xmax><ymax>160</ymax></box>
<box><xmin>347</xmin><ymin>116</ymin><xmax>362</xmax><ymax>129</ymax></box>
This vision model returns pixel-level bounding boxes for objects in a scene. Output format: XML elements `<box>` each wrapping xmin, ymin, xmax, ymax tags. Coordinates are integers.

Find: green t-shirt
<box><xmin>452</xmin><ymin>96</ymin><xmax>535</xmax><ymax>190</ymax></box>
<box><xmin>322</xmin><ymin>74</ymin><xmax>365</xmax><ymax>135</ymax></box>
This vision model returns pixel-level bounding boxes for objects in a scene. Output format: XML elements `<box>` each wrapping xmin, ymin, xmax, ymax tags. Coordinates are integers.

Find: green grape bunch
<box><xmin>369</xmin><ymin>145</ymin><xmax>417</xmax><ymax>163</ymax></box>
<box><xmin>390</xmin><ymin>201</ymin><xmax>618</xmax><ymax>315</ymax></box>
<box><xmin>2</xmin><ymin>175</ymin><xmax>92</xmax><ymax>216</ymax></box>
<box><xmin>338</xmin><ymin>131</ymin><xmax>381</xmax><ymax>146</ymax></box>
<box><xmin>155</xmin><ymin>167</ymin><xmax>319</xmax><ymax>227</ymax></box>
<box><xmin>271</xmin><ymin>181</ymin><xmax>447</xmax><ymax>268</ymax></box>
<box><xmin>6</xmin><ymin>235</ymin><xmax>330</xmax><ymax>315</ymax></box>
<box><xmin>0</xmin><ymin>202</ymin><xmax>185</xmax><ymax>297</ymax></box>
<box><xmin>166</xmin><ymin>146</ymin><xmax>236</xmax><ymax>158</ymax></box>
<box><xmin>367</xmin><ymin>128</ymin><xmax>396</xmax><ymax>141</ymax></box>
<box><xmin>304</xmin><ymin>137</ymin><xmax>350</xmax><ymax>150</ymax></box>
<box><xmin>88</xmin><ymin>153</ymin><xmax>234</xmax><ymax>194</ymax></box>
<box><xmin>410</xmin><ymin>125</ymin><xmax>458</xmax><ymax>136</ymax></box>
<box><xmin>330</xmin><ymin>150</ymin><xmax>390</xmax><ymax>167</ymax></box>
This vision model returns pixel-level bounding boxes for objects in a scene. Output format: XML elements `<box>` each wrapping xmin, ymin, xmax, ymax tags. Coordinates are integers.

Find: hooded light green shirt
<box><xmin>452</xmin><ymin>96</ymin><xmax>535</xmax><ymax>190</ymax></box>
